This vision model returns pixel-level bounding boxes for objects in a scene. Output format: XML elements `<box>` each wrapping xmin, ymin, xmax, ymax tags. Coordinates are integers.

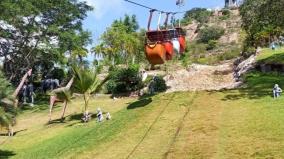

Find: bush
<box><xmin>188</xmin><ymin>43</ymin><xmax>207</xmax><ymax>55</ymax></box>
<box><xmin>152</xmin><ymin>76</ymin><xmax>167</xmax><ymax>92</ymax></box>
<box><xmin>106</xmin><ymin>64</ymin><xmax>143</xmax><ymax>94</ymax></box>
<box><xmin>221</xmin><ymin>9</ymin><xmax>230</xmax><ymax>16</ymax></box>
<box><xmin>217</xmin><ymin>47</ymin><xmax>241</xmax><ymax>61</ymax></box>
<box><xmin>199</xmin><ymin>26</ymin><xmax>225</xmax><ymax>43</ymax></box>
<box><xmin>207</xmin><ymin>40</ymin><xmax>218</xmax><ymax>50</ymax></box>
<box><xmin>242</xmin><ymin>46</ymin><xmax>256</xmax><ymax>58</ymax></box>
<box><xmin>148</xmin><ymin>76</ymin><xmax>167</xmax><ymax>93</ymax></box>
<box><xmin>50</xmin><ymin>68</ymin><xmax>66</xmax><ymax>82</ymax></box>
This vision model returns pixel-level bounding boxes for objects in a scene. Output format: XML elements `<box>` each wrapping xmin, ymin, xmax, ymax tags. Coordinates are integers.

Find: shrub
<box><xmin>199</xmin><ymin>26</ymin><xmax>225</xmax><ymax>43</ymax></box>
<box><xmin>242</xmin><ymin>46</ymin><xmax>256</xmax><ymax>58</ymax></box>
<box><xmin>106</xmin><ymin>64</ymin><xmax>143</xmax><ymax>94</ymax></box>
<box><xmin>188</xmin><ymin>43</ymin><xmax>207</xmax><ymax>56</ymax></box>
<box><xmin>217</xmin><ymin>47</ymin><xmax>241</xmax><ymax>61</ymax></box>
<box><xmin>152</xmin><ymin>76</ymin><xmax>167</xmax><ymax>92</ymax></box>
<box><xmin>180</xmin><ymin>17</ymin><xmax>192</xmax><ymax>26</ymax></box>
<box><xmin>50</xmin><ymin>68</ymin><xmax>66</xmax><ymax>82</ymax></box>
<box><xmin>207</xmin><ymin>40</ymin><xmax>218</xmax><ymax>50</ymax></box>
<box><xmin>221</xmin><ymin>9</ymin><xmax>230</xmax><ymax>16</ymax></box>
<box><xmin>148</xmin><ymin>76</ymin><xmax>167</xmax><ymax>93</ymax></box>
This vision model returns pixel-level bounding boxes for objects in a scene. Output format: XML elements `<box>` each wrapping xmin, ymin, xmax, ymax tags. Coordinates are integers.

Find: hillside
<box><xmin>183</xmin><ymin>9</ymin><xmax>243</xmax><ymax>65</ymax></box>
<box><xmin>1</xmin><ymin>72</ymin><xmax>284</xmax><ymax>158</ymax></box>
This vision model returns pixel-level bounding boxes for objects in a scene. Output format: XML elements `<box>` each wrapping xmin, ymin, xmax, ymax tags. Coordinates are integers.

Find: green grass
<box><xmin>2</xmin><ymin>72</ymin><xmax>284</xmax><ymax>158</ymax></box>
<box><xmin>257</xmin><ymin>47</ymin><xmax>284</xmax><ymax>64</ymax></box>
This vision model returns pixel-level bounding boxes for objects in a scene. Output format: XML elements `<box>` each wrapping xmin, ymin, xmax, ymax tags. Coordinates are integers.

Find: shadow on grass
<box><xmin>68</xmin><ymin>113</ymin><xmax>83</xmax><ymax>121</ymax></box>
<box><xmin>19</xmin><ymin>94</ymin><xmax>53</xmax><ymax>113</ymax></box>
<box><xmin>127</xmin><ymin>98</ymin><xmax>152</xmax><ymax>109</ymax></box>
<box><xmin>220</xmin><ymin>89</ymin><xmax>271</xmax><ymax>101</ymax></box>
<box><xmin>221</xmin><ymin>72</ymin><xmax>283</xmax><ymax>101</ymax></box>
<box><xmin>66</xmin><ymin>113</ymin><xmax>98</xmax><ymax>127</ymax></box>
<box><xmin>0</xmin><ymin>150</ymin><xmax>16</xmax><ymax>158</ymax></box>
<box><xmin>47</xmin><ymin>118</ymin><xmax>66</xmax><ymax>125</ymax></box>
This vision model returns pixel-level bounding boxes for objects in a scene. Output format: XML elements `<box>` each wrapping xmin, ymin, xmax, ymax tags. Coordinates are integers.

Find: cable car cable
<box><xmin>124</xmin><ymin>0</ymin><xmax>187</xmax><ymax>14</ymax></box>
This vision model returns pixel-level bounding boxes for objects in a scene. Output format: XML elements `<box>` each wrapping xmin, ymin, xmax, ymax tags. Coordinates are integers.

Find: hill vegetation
<box><xmin>180</xmin><ymin>8</ymin><xmax>243</xmax><ymax>65</ymax></box>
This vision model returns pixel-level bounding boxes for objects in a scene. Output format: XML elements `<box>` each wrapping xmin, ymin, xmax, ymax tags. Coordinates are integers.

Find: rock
<box><xmin>164</xmin><ymin>60</ymin><xmax>239</xmax><ymax>92</ymax></box>
<box><xmin>234</xmin><ymin>54</ymin><xmax>256</xmax><ymax>79</ymax></box>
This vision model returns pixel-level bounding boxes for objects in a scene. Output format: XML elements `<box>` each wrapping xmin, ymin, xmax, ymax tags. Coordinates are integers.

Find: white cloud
<box><xmin>83</xmin><ymin>0</ymin><xmax>126</xmax><ymax>19</ymax></box>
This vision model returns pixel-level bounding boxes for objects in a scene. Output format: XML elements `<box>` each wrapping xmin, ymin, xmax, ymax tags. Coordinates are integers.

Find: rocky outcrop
<box><xmin>164</xmin><ymin>61</ymin><xmax>242</xmax><ymax>92</ymax></box>
<box><xmin>184</xmin><ymin>21</ymin><xmax>199</xmax><ymax>42</ymax></box>
<box><xmin>233</xmin><ymin>54</ymin><xmax>257</xmax><ymax>80</ymax></box>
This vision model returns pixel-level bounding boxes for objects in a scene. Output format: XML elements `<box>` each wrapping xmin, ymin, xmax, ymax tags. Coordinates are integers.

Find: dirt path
<box><xmin>164</xmin><ymin>61</ymin><xmax>241</xmax><ymax>92</ymax></box>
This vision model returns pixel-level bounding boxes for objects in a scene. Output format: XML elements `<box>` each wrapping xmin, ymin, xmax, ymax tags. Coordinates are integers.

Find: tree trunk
<box><xmin>83</xmin><ymin>93</ymin><xmax>90</xmax><ymax>114</ymax></box>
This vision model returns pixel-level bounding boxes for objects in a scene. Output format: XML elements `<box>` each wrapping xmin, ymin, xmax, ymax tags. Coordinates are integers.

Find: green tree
<box><xmin>240</xmin><ymin>0</ymin><xmax>284</xmax><ymax>47</ymax></box>
<box><xmin>184</xmin><ymin>8</ymin><xmax>212</xmax><ymax>24</ymax></box>
<box><xmin>0</xmin><ymin>0</ymin><xmax>93</xmax><ymax>84</ymax></box>
<box><xmin>92</xmin><ymin>14</ymin><xmax>142</xmax><ymax>66</ymax></box>
<box><xmin>199</xmin><ymin>26</ymin><xmax>225</xmax><ymax>43</ymax></box>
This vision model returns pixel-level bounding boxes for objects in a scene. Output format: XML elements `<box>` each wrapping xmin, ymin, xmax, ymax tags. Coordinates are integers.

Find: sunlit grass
<box><xmin>1</xmin><ymin>72</ymin><xmax>284</xmax><ymax>158</ymax></box>
<box><xmin>257</xmin><ymin>47</ymin><xmax>284</xmax><ymax>64</ymax></box>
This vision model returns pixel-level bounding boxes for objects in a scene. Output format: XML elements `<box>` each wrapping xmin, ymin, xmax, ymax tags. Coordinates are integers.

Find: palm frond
<box><xmin>0</xmin><ymin>107</ymin><xmax>13</xmax><ymax>127</ymax></box>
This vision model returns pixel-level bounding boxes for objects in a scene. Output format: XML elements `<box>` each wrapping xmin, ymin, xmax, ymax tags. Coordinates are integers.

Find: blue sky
<box><xmin>82</xmin><ymin>0</ymin><xmax>224</xmax><ymax>60</ymax></box>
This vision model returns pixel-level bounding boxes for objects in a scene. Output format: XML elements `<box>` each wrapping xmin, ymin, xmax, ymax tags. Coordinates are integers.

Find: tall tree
<box><xmin>240</xmin><ymin>0</ymin><xmax>284</xmax><ymax>47</ymax></box>
<box><xmin>92</xmin><ymin>14</ymin><xmax>142</xmax><ymax>66</ymax></box>
<box><xmin>0</xmin><ymin>0</ymin><xmax>93</xmax><ymax>83</ymax></box>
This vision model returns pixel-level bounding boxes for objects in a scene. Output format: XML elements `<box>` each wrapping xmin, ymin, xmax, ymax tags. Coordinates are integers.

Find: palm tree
<box><xmin>0</xmin><ymin>107</ymin><xmax>15</xmax><ymax>136</ymax></box>
<box><xmin>71</xmin><ymin>66</ymin><xmax>109</xmax><ymax>120</ymax></box>
<box><xmin>0</xmin><ymin>108</ymin><xmax>13</xmax><ymax>128</ymax></box>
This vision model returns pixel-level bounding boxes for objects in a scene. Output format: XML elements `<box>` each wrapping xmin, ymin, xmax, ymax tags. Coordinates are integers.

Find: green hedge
<box><xmin>106</xmin><ymin>65</ymin><xmax>143</xmax><ymax>94</ymax></box>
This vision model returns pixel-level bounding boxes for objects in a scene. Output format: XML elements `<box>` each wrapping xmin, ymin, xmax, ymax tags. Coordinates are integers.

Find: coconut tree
<box><xmin>71</xmin><ymin>66</ymin><xmax>109</xmax><ymax>120</ymax></box>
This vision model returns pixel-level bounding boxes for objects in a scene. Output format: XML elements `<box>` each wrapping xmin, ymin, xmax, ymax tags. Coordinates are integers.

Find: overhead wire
<box><xmin>124</xmin><ymin>0</ymin><xmax>187</xmax><ymax>14</ymax></box>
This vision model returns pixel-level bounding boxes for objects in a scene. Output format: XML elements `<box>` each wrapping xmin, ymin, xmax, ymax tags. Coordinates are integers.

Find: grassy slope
<box><xmin>2</xmin><ymin>72</ymin><xmax>284</xmax><ymax>158</ymax></box>
<box><xmin>257</xmin><ymin>47</ymin><xmax>284</xmax><ymax>64</ymax></box>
